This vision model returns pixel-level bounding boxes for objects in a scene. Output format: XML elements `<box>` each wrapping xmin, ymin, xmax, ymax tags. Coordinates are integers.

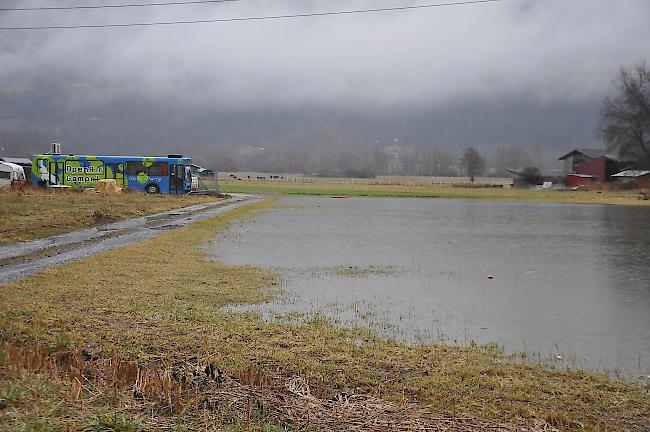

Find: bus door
<box><xmin>185</xmin><ymin>165</ymin><xmax>193</xmax><ymax>193</ymax></box>
<box><xmin>106</xmin><ymin>163</ymin><xmax>124</xmax><ymax>186</ymax></box>
<box><xmin>48</xmin><ymin>161</ymin><xmax>59</xmax><ymax>185</ymax></box>
<box><xmin>170</xmin><ymin>164</ymin><xmax>184</xmax><ymax>194</ymax></box>
<box><xmin>57</xmin><ymin>161</ymin><xmax>65</xmax><ymax>185</ymax></box>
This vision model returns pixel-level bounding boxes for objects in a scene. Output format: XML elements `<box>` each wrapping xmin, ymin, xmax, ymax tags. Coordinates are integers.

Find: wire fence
<box><xmin>189</xmin><ymin>172</ymin><xmax>220</xmax><ymax>195</ymax></box>
<box><xmin>219</xmin><ymin>172</ymin><xmax>513</xmax><ymax>187</ymax></box>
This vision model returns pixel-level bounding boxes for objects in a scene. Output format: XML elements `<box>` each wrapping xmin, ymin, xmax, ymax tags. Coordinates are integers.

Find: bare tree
<box><xmin>600</xmin><ymin>62</ymin><xmax>650</xmax><ymax>168</ymax></box>
<box><xmin>459</xmin><ymin>147</ymin><xmax>485</xmax><ymax>182</ymax></box>
<box><xmin>520</xmin><ymin>166</ymin><xmax>543</xmax><ymax>185</ymax></box>
<box><xmin>493</xmin><ymin>144</ymin><xmax>531</xmax><ymax>177</ymax></box>
<box><xmin>415</xmin><ymin>146</ymin><xmax>456</xmax><ymax>176</ymax></box>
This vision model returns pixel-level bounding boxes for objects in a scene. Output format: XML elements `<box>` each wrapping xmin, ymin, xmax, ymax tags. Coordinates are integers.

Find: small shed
<box><xmin>612</xmin><ymin>170</ymin><xmax>650</xmax><ymax>189</ymax></box>
<box><xmin>507</xmin><ymin>168</ymin><xmax>564</xmax><ymax>188</ymax></box>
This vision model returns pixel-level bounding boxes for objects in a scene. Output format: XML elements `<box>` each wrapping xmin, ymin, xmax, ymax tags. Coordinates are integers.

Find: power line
<box><xmin>0</xmin><ymin>0</ymin><xmax>503</xmax><ymax>30</ymax></box>
<box><xmin>0</xmin><ymin>0</ymin><xmax>243</xmax><ymax>12</ymax></box>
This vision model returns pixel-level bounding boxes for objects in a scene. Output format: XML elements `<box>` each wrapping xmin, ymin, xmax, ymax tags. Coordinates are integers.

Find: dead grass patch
<box><xmin>0</xmin><ymin>188</ymin><xmax>221</xmax><ymax>244</ymax></box>
<box><xmin>0</xmin><ymin>341</ymin><xmax>558</xmax><ymax>431</ymax></box>
<box><xmin>219</xmin><ymin>179</ymin><xmax>650</xmax><ymax>206</ymax></box>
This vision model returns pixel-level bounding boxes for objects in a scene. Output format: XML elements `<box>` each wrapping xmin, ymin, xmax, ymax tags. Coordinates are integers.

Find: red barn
<box><xmin>559</xmin><ymin>149</ymin><xmax>623</xmax><ymax>186</ymax></box>
<box><xmin>565</xmin><ymin>173</ymin><xmax>597</xmax><ymax>187</ymax></box>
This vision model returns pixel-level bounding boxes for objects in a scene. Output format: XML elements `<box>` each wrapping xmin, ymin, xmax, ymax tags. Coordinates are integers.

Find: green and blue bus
<box><xmin>32</xmin><ymin>153</ymin><xmax>193</xmax><ymax>194</ymax></box>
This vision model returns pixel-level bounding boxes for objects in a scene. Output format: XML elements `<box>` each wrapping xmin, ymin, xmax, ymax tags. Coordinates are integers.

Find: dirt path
<box><xmin>0</xmin><ymin>194</ymin><xmax>260</xmax><ymax>284</ymax></box>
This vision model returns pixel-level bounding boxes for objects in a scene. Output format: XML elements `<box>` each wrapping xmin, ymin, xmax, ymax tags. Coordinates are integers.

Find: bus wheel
<box><xmin>145</xmin><ymin>184</ymin><xmax>160</xmax><ymax>194</ymax></box>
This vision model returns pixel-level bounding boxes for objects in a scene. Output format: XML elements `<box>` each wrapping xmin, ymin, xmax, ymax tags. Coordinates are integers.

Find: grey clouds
<box><xmin>0</xmin><ymin>0</ymin><xmax>649</xmax><ymax>165</ymax></box>
<box><xmin>2</xmin><ymin>0</ymin><xmax>649</xmax><ymax>107</ymax></box>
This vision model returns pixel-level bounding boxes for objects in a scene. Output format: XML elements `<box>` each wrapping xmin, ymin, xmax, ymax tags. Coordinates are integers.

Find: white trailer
<box><xmin>0</xmin><ymin>162</ymin><xmax>26</xmax><ymax>188</ymax></box>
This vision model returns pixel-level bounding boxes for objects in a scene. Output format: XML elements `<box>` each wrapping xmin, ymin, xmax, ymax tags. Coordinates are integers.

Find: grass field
<box><xmin>1</xmin><ymin>198</ymin><xmax>648</xmax><ymax>431</ymax></box>
<box><xmin>0</xmin><ymin>189</ymin><xmax>221</xmax><ymax>244</ymax></box>
<box><xmin>220</xmin><ymin>179</ymin><xmax>650</xmax><ymax>206</ymax></box>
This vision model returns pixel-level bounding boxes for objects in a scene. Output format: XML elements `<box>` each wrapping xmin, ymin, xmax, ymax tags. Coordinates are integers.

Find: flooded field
<box><xmin>209</xmin><ymin>197</ymin><xmax>650</xmax><ymax>378</ymax></box>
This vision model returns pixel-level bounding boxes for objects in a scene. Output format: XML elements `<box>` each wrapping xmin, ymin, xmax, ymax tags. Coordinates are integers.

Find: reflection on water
<box><xmin>209</xmin><ymin>197</ymin><xmax>650</xmax><ymax>378</ymax></box>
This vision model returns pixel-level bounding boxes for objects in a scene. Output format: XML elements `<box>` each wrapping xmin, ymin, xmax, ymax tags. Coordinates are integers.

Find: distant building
<box><xmin>558</xmin><ymin>149</ymin><xmax>625</xmax><ymax>187</ymax></box>
<box><xmin>612</xmin><ymin>170</ymin><xmax>650</xmax><ymax>189</ymax></box>
<box><xmin>507</xmin><ymin>168</ymin><xmax>564</xmax><ymax>188</ymax></box>
<box><xmin>558</xmin><ymin>149</ymin><xmax>610</xmax><ymax>172</ymax></box>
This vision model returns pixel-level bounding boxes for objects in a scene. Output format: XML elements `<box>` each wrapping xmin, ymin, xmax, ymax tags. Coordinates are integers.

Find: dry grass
<box><xmin>0</xmin><ymin>198</ymin><xmax>649</xmax><ymax>431</ymax></box>
<box><xmin>0</xmin><ymin>188</ymin><xmax>222</xmax><ymax>244</ymax></box>
<box><xmin>0</xmin><ymin>341</ymin><xmax>560</xmax><ymax>431</ymax></box>
<box><xmin>219</xmin><ymin>179</ymin><xmax>650</xmax><ymax>206</ymax></box>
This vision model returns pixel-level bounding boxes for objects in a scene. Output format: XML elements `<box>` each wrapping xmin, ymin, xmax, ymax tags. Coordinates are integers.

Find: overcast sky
<box><xmin>1</xmin><ymin>0</ymin><xmax>649</xmax><ymax>110</ymax></box>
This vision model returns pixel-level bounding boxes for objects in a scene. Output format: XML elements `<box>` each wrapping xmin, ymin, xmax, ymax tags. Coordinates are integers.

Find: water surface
<box><xmin>209</xmin><ymin>197</ymin><xmax>650</xmax><ymax>378</ymax></box>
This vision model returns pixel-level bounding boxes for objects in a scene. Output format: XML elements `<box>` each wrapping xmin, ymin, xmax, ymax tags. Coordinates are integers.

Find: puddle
<box><xmin>209</xmin><ymin>196</ymin><xmax>650</xmax><ymax>379</ymax></box>
<box><xmin>151</xmin><ymin>224</ymin><xmax>182</xmax><ymax>231</ymax></box>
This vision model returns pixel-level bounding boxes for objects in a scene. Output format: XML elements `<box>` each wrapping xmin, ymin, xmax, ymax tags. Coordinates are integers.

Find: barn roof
<box><xmin>506</xmin><ymin>168</ymin><xmax>563</xmax><ymax>177</ymax></box>
<box><xmin>612</xmin><ymin>170</ymin><xmax>650</xmax><ymax>178</ymax></box>
<box><xmin>558</xmin><ymin>148</ymin><xmax>613</xmax><ymax>160</ymax></box>
<box><xmin>566</xmin><ymin>173</ymin><xmax>597</xmax><ymax>178</ymax></box>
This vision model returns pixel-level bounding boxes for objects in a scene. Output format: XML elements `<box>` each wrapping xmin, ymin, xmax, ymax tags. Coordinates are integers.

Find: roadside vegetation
<box><xmin>1</xmin><ymin>198</ymin><xmax>648</xmax><ymax>431</ymax></box>
<box><xmin>0</xmin><ymin>188</ymin><xmax>221</xmax><ymax>244</ymax></box>
<box><xmin>220</xmin><ymin>179</ymin><xmax>650</xmax><ymax>205</ymax></box>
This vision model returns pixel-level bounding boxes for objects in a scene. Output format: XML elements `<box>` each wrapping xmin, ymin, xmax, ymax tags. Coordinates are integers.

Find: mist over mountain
<box><xmin>1</xmin><ymin>0</ymin><xmax>648</xmax><ymax>173</ymax></box>
<box><xmin>0</xmin><ymin>83</ymin><xmax>598</xmax><ymax>169</ymax></box>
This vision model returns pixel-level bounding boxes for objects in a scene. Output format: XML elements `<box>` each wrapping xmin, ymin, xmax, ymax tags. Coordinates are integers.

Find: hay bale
<box><xmin>96</xmin><ymin>179</ymin><xmax>122</xmax><ymax>194</ymax></box>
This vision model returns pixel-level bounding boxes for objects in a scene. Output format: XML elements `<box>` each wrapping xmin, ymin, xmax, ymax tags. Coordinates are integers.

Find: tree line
<box><xmin>202</xmin><ymin>59</ymin><xmax>650</xmax><ymax>178</ymax></box>
<box><xmin>198</xmin><ymin>143</ymin><xmax>543</xmax><ymax>179</ymax></box>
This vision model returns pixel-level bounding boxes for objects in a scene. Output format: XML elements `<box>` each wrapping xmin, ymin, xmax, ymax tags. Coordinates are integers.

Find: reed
<box><xmin>1</xmin><ymin>340</ymin><xmax>560</xmax><ymax>431</ymax></box>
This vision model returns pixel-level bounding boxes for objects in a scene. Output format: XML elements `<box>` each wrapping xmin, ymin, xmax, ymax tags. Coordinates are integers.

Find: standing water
<box><xmin>209</xmin><ymin>197</ymin><xmax>650</xmax><ymax>378</ymax></box>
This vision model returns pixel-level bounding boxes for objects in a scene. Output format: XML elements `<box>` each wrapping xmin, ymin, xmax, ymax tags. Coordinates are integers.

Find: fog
<box><xmin>1</xmin><ymin>0</ymin><xmax>649</xmax><ymax>171</ymax></box>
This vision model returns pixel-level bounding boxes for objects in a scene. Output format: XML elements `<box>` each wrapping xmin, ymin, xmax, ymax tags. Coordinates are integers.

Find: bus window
<box><xmin>148</xmin><ymin>162</ymin><xmax>168</xmax><ymax>176</ymax></box>
<box><xmin>36</xmin><ymin>159</ymin><xmax>48</xmax><ymax>183</ymax></box>
<box><xmin>125</xmin><ymin>161</ymin><xmax>168</xmax><ymax>177</ymax></box>
<box><xmin>125</xmin><ymin>161</ymin><xmax>145</xmax><ymax>175</ymax></box>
